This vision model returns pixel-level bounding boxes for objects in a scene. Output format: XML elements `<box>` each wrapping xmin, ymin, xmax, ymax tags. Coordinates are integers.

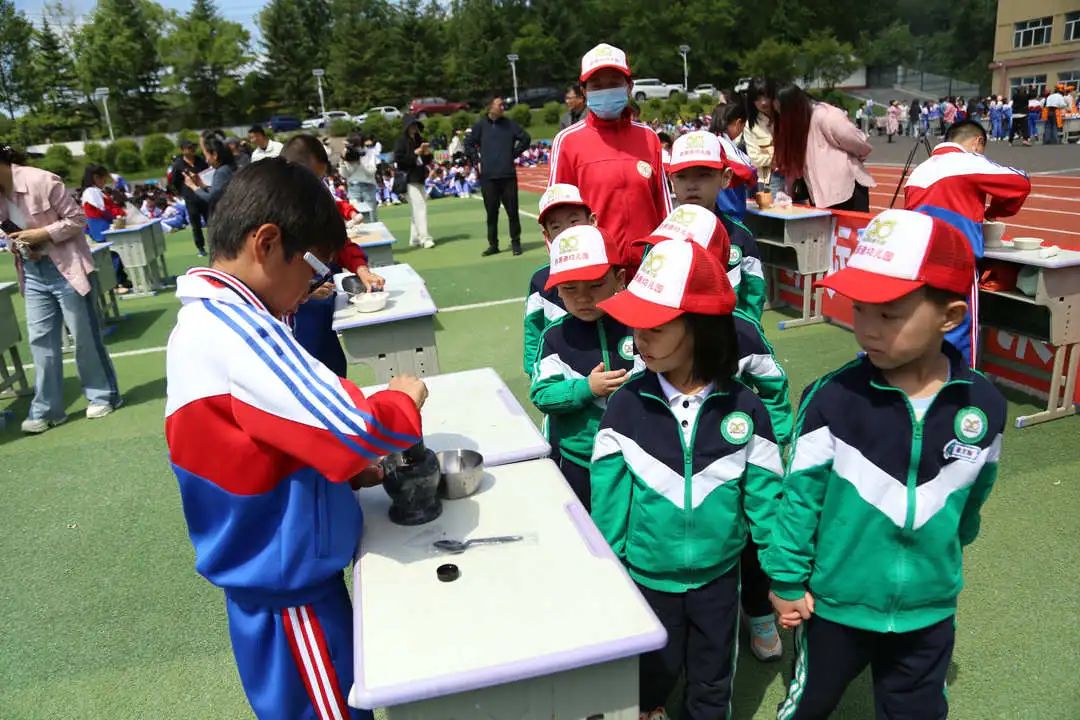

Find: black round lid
<box><xmin>437</xmin><ymin>563</ymin><xmax>460</xmax><ymax>582</ymax></box>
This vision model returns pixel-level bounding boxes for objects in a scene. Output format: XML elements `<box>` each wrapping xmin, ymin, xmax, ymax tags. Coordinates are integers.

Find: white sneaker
<box><xmin>422</xmin><ymin>239</ymin><xmax>435</xmax><ymax>249</ymax></box>
<box><xmin>409</xmin><ymin>238</ymin><xmax>422</xmax><ymax>248</ymax></box>
<box><xmin>21</xmin><ymin>415</ymin><xmax>67</xmax><ymax>434</ymax></box>
<box><xmin>747</xmin><ymin>613</ymin><xmax>783</xmax><ymax>661</ymax></box>
<box><xmin>86</xmin><ymin>400</ymin><xmax>120</xmax><ymax>419</ymax></box>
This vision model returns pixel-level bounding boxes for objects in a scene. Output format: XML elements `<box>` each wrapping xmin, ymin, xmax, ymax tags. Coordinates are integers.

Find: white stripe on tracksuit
<box><xmin>286</xmin><ymin>606</ymin><xmax>346</xmax><ymax>720</ymax></box>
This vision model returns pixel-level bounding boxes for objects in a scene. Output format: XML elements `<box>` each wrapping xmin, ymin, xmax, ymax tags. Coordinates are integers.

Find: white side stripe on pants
<box><xmin>285</xmin><ymin>606</ymin><xmax>342</xmax><ymax>720</ymax></box>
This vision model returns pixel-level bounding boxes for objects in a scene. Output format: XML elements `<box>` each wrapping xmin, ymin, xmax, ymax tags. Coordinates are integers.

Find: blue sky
<box><xmin>15</xmin><ymin>0</ymin><xmax>268</xmax><ymax>39</ymax></box>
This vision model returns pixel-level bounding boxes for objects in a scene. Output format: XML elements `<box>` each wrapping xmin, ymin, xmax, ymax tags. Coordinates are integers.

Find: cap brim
<box><xmin>816</xmin><ymin>267</ymin><xmax>925</xmax><ymax>304</ymax></box>
<box><xmin>544</xmin><ymin>263</ymin><xmax>611</xmax><ymax>291</ymax></box>
<box><xmin>597</xmin><ymin>290</ymin><xmax>684</xmax><ymax>329</ymax></box>
<box><xmin>667</xmin><ymin>160</ymin><xmax>727</xmax><ymax>174</ymax></box>
<box><xmin>537</xmin><ymin>200</ymin><xmax>589</xmax><ymax>224</ymax></box>
<box><xmin>580</xmin><ymin>64</ymin><xmax>631</xmax><ymax>83</ymax></box>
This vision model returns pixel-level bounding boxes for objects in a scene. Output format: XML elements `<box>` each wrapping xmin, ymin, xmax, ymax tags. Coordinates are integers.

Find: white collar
<box><xmin>176</xmin><ymin>267</ymin><xmax>269</xmax><ymax>313</ymax></box>
<box><xmin>657</xmin><ymin>373</ymin><xmax>714</xmax><ymax>404</ymax></box>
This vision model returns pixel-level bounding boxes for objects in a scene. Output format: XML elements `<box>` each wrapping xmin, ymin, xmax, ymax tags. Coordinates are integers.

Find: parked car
<box><xmin>504</xmin><ymin>86</ymin><xmax>563</xmax><ymax>109</ymax></box>
<box><xmin>268</xmin><ymin>115</ymin><xmax>303</xmax><ymax>132</ymax></box>
<box><xmin>354</xmin><ymin>106</ymin><xmax>402</xmax><ymax>125</ymax></box>
<box><xmin>407</xmin><ymin>97</ymin><xmax>469</xmax><ymax>117</ymax></box>
<box><xmin>688</xmin><ymin>84</ymin><xmax>722</xmax><ymax>101</ymax></box>
<box><xmin>631</xmin><ymin>78</ymin><xmax>684</xmax><ymax>101</ymax></box>
<box><xmin>300</xmin><ymin>110</ymin><xmax>353</xmax><ymax>129</ymax></box>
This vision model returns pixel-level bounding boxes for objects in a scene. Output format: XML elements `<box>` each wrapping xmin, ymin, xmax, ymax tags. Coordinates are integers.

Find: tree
<box><xmin>0</xmin><ymin>0</ymin><xmax>34</xmax><ymax>121</ymax></box>
<box><xmin>258</xmin><ymin>0</ymin><xmax>331</xmax><ymax>114</ymax></box>
<box><xmin>860</xmin><ymin>21</ymin><xmax>919</xmax><ymax>69</ymax></box>
<box><xmin>800</xmin><ymin>31</ymin><xmax>859</xmax><ymax>90</ymax></box>
<box><xmin>74</xmin><ymin>0</ymin><xmax>167</xmax><ymax>134</ymax></box>
<box><xmin>326</xmin><ymin>0</ymin><xmax>402</xmax><ymax>109</ymax></box>
<box><xmin>26</xmin><ymin>18</ymin><xmax>93</xmax><ymax>140</ymax></box>
<box><xmin>740</xmin><ymin>39</ymin><xmax>800</xmax><ymax>86</ymax></box>
<box><xmin>160</xmin><ymin>0</ymin><xmax>250</xmax><ymax>128</ymax></box>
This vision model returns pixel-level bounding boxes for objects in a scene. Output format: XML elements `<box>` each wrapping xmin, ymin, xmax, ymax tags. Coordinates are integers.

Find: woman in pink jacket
<box><xmin>773</xmin><ymin>85</ymin><xmax>876</xmax><ymax>212</ymax></box>
<box><xmin>0</xmin><ymin>145</ymin><xmax>121</xmax><ymax>434</ymax></box>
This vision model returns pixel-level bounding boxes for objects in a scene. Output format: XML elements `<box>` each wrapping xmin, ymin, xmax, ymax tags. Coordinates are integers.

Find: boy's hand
<box><xmin>588</xmin><ymin>362</ymin><xmax>629</xmax><ymax>397</ymax></box>
<box><xmin>348</xmin><ymin>463</ymin><xmax>385</xmax><ymax>490</ymax></box>
<box><xmin>356</xmin><ymin>266</ymin><xmax>385</xmax><ymax>292</ymax></box>
<box><xmin>770</xmin><ymin>591</ymin><xmax>815</xmax><ymax>629</ymax></box>
<box><xmin>389</xmin><ymin>373</ymin><xmax>428</xmax><ymax>409</ymax></box>
<box><xmin>307</xmin><ymin>282</ymin><xmax>335</xmax><ymax>300</ymax></box>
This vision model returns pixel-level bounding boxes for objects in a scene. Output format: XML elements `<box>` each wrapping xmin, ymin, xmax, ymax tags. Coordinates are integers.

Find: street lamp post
<box><xmin>507</xmin><ymin>54</ymin><xmax>520</xmax><ymax>106</ymax></box>
<box><xmin>678</xmin><ymin>45</ymin><xmax>690</xmax><ymax>93</ymax></box>
<box><xmin>312</xmin><ymin>68</ymin><xmax>327</xmax><ymax>128</ymax></box>
<box><xmin>94</xmin><ymin>87</ymin><xmax>114</xmax><ymax>142</ymax></box>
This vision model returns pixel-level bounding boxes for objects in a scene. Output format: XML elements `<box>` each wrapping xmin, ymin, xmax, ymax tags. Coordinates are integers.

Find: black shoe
<box><xmin>511</xmin><ymin>243</ymin><xmax>523</xmax><ymax>256</ymax></box>
<box><xmin>481</xmin><ymin>246</ymin><xmax>500</xmax><ymax>257</ymax></box>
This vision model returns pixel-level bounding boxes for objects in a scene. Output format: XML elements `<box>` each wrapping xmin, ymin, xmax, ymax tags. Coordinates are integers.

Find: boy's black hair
<box><xmin>248</xmin><ymin>125</ymin><xmax>267</xmax><ymax>136</ymax></box>
<box><xmin>944</xmin><ymin>120</ymin><xmax>986</xmax><ymax>145</ymax></box>
<box><xmin>685</xmin><ymin>312</ymin><xmax>739</xmax><ymax>389</ymax></box>
<box><xmin>208</xmin><ymin>158</ymin><xmax>345</xmax><ymax>263</ymax></box>
<box><xmin>178</xmin><ymin>139</ymin><xmax>196</xmax><ymax>150</ymax></box>
<box><xmin>924</xmin><ymin>286</ymin><xmax>968</xmax><ymax>306</ymax></box>
<box><xmin>708</xmin><ymin>102</ymin><xmax>747</xmax><ymax>135</ymax></box>
<box><xmin>566</xmin><ymin>84</ymin><xmax>584</xmax><ymax>98</ymax></box>
<box><xmin>281</xmin><ymin>133</ymin><xmax>329</xmax><ymax>171</ymax></box>
<box><xmin>657</xmin><ymin>131</ymin><xmax>672</xmax><ymax>145</ymax></box>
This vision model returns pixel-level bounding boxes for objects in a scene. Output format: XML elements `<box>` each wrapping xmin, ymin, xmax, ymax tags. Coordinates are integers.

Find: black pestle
<box><xmin>382</xmin><ymin>439</ymin><xmax>443</xmax><ymax>526</ymax></box>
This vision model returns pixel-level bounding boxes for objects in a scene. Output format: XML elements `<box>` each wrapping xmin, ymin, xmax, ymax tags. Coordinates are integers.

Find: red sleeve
<box><xmin>104</xmin><ymin>195</ymin><xmax>126</xmax><ymax>218</ymax></box>
<box><xmin>336</xmin><ymin>243</ymin><xmax>369</xmax><ymax>273</ymax></box>
<box><xmin>549</xmin><ymin>130</ymin><xmax>574</xmax><ymax>186</ymax></box>
<box><xmin>727</xmin><ymin>159</ymin><xmax>756</xmax><ymax>189</ymax></box>
<box><xmin>982</xmin><ymin>170</ymin><xmax>1032</xmax><ymax>219</ymax></box>
<box><xmin>653</xmin><ymin>133</ymin><xmax>673</xmax><ymax>216</ymax></box>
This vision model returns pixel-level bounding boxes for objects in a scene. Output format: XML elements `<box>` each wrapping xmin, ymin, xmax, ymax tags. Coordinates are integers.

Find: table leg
<box><xmin>1014</xmin><ymin>342</ymin><xmax>1080</xmax><ymax>428</ymax></box>
<box><xmin>778</xmin><ymin>272</ymin><xmax>827</xmax><ymax>330</ymax></box>
<box><xmin>0</xmin><ymin>347</ymin><xmax>32</xmax><ymax>397</ymax></box>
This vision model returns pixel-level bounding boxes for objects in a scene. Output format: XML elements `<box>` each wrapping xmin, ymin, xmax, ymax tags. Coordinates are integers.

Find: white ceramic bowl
<box><xmin>1011</xmin><ymin>237</ymin><xmax>1043</xmax><ymax>251</ymax></box>
<box><xmin>348</xmin><ymin>291</ymin><xmax>388</xmax><ymax>312</ymax></box>
<box><xmin>983</xmin><ymin>221</ymin><xmax>1006</xmax><ymax>248</ymax></box>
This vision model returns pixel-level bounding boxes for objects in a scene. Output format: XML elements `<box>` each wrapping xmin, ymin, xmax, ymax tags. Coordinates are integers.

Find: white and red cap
<box><xmin>668</xmin><ymin>131</ymin><xmax>727</xmax><ymax>174</ymax></box>
<box><xmin>816</xmin><ymin>209</ymin><xmax>975</xmax><ymax>303</ymax></box>
<box><xmin>545</xmin><ymin>225</ymin><xmax>618</xmax><ymax>290</ymax></box>
<box><xmin>599</xmin><ymin>239</ymin><xmax>736</xmax><ymax>329</ymax></box>
<box><xmin>580</xmin><ymin>43</ymin><xmax>631</xmax><ymax>83</ymax></box>
<box><xmin>632</xmin><ymin>204</ymin><xmax>730</xmax><ymax>268</ymax></box>
<box><xmin>538</xmin><ymin>183</ymin><xmax>590</xmax><ymax>224</ymax></box>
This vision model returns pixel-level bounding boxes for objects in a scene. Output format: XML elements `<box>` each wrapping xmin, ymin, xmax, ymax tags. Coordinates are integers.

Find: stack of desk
<box><xmin>351</xmin><ymin>368</ymin><xmax>665</xmax><ymax>719</ymax></box>
<box><xmin>89</xmin><ymin>242</ymin><xmax>121</xmax><ymax>323</ymax></box>
<box><xmin>348</xmin><ymin>222</ymin><xmax>397</xmax><ymax>268</ymax></box>
<box><xmin>103</xmin><ymin>220</ymin><xmax>168</xmax><ymax>296</ymax></box>
<box><xmin>0</xmin><ymin>282</ymin><xmax>30</xmax><ymax>397</ymax></box>
<box><xmin>743</xmin><ymin>205</ymin><xmax>834</xmax><ymax>329</ymax></box>
<box><xmin>980</xmin><ymin>246</ymin><xmax>1080</xmax><ymax>427</ymax></box>
<box><xmin>333</xmin><ymin>264</ymin><xmax>439</xmax><ymax>383</ymax></box>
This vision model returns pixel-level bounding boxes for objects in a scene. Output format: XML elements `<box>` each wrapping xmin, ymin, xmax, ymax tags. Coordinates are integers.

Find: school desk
<box><xmin>349</xmin><ymin>221</ymin><xmax>397</xmax><ymax>268</ymax></box>
<box><xmin>744</xmin><ymin>203</ymin><xmax>835</xmax><ymax>330</ymax></box>
<box><xmin>0</xmin><ymin>282</ymin><xmax>30</xmax><ymax>398</ymax></box>
<box><xmin>349</xmin><ymin>458</ymin><xmax>666</xmax><ymax>719</ymax></box>
<box><xmin>980</xmin><ymin>245</ymin><xmax>1080</xmax><ymax>428</ymax></box>
<box><xmin>89</xmin><ymin>242</ymin><xmax>121</xmax><ymax>323</ymax></box>
<box><xmin>332</xmin><ymin>263</ymin><xmax>439</xmax><ymax>382</ymax></box>
<box><xmin>103</xmin><ymin>220</ymin><xmax>168</xmax><ymax>297</ymax></box>
<box><xmin>362</xmin><ymin>367</ymin><xmax>549</xmax><ymax>467</ymax></box>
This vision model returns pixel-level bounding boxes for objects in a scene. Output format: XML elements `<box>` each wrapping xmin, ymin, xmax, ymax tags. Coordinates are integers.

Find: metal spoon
<box><xmin>433</xmin><ymin>536</ymin><xmax>524</xmax><ymax>554</ymax></box>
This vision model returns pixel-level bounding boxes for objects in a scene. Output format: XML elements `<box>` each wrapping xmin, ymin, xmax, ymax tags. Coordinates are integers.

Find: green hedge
<box><xmin>508</xmin><ymin>103</ymin><xmax>532</xmax><ymax>128</ymax></box>
<box><xmin>39</xmin><ymin>145</ymin><xmax>75</xmax><ymax>180</ymax></box>
<box><xmin>328</xmin><ymin>118</ymin><xmax>354</xmax><ymax>137</ymax></box>
<box><xmin>84</xmin><ymin>142</ymin><xmax>106</xmax><ymax>163</ymax></box>
<box><xmin>541</xmin><ymin>101</ymin><xmax>562</xmax><ymax>125</ymax></box>
<box><xmin>141</xmin><ymin>134</ymin><xmax>175</xmax><ymax>168</ymax></box>
<box><xmin>114</xmin><ymin>149</ymin><xmax>143</xmax><ymax>174</ymax></box>
<box><xmin>105</xmin><ymin>138</ymin><xmax>140</xmax><ymax>169</ymax></box>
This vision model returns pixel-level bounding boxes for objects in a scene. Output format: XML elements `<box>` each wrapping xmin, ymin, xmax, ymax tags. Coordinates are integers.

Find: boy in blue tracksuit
<box><xmin>667</xmin><ymin>130</ymin><xmax>767</xmax><ymax>320</ymax></box>
<box><xmin>521</xmin><ymin>183</ymin><xmax>596</xmax><ymax>375</ymax></box>
<box><xmin>165</xmin><ymin>159</ymin><xmax>429</xmax><ymax>720</ymax></box>
<box><xmin>591</xmin><ymin>237</ymin><xmax>783</xmax><ymax>719</ymax></box>
<box><xmin>530</xmin><ymin>224</ymin><xmax>642</xmax><ymax>510</ymax></box>
<box><xmin>765</xmin><ymin>209</ymin><xmax>1006</xmax><ymax>719</ymax></box>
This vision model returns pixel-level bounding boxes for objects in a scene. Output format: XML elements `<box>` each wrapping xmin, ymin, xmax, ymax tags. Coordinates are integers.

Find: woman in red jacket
<box><xmin>549</xmin><ymin>43</ymin><xmax>671</xmax><ymax>267</ymax></box>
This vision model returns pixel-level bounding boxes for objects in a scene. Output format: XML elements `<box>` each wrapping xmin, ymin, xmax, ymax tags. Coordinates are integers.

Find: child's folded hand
<box><xmin>389</xmin><ymin>374</ymin><xmax>429</xmax><ymax>409</ymax></box>
<box><xmin>588</xmin><ymin>362</ymin><xmax>629</xmax><ymax>397</ymax></box>
<box><xmin>770</xmin><ymin>590</ymin><xmax>814</xmax><ymax>629</ymax></box>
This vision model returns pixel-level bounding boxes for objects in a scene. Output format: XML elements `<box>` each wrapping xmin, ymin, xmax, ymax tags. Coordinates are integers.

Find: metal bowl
<box><xmin>436</xmin><ymin>449</ymin><xmax>484</xmax><ymax>499</ymax></box>
<box><xmin>340</xmin><ymin>275</ymin><xmax>365</xmax><ymax>295</ymax></box>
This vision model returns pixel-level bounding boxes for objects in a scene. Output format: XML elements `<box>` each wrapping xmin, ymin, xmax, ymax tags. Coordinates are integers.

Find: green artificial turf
<box><xmin>1</xmin><ymin>197</ymin><xmax>1078</xmax><ymax>719</ymax></box>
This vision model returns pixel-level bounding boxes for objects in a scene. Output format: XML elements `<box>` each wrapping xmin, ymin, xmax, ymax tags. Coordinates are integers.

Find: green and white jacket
<box><xmin>522</xmin><ymin>264</ymin><xmax>567</xmax><ymax>375</ymax></box>
<box><xmin>735</xmin><ymin>309</ymin><xmax>793</xmax><ymax>445</ymax></box>
<box><xmin>591</xmin><ymin>371</ymin><xmax>784</xmax><ymax>593</ymax></box>
<box><xmin>763</xmin><ymin>347</ymin><xmax>1007</xmax><ymax>633</ymax></box>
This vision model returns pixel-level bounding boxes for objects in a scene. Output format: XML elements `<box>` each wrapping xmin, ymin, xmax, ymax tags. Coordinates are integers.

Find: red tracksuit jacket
<box><xmin>903</xmin><ymin>143</ymin><xmax>1031</xmax><ymax>226</ymax></box>
<box><xmin>548</xmin><ymin>110</ymin><xmax>671</xmax><ymax>260</ymax></box>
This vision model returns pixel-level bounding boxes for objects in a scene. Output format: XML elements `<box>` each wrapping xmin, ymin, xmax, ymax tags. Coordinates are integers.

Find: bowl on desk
<box><xmin>1011</xmin><ymin>237</ymin><xmax>1043</xmax><ymax>251</ymax></box>
<box><xmin>348</xmin><ymin>291</ymin><xmax>389</xmax><ymax>312</ymax></box>
<box><xmin>983</xmin><ymin>221</ymin><xmax>1006</xmax><ymax>248</ymax></box>
<box><xmin>436</xmin><ymin>449</ymin><xmax>485</xmax><ymax>499</ymax></box>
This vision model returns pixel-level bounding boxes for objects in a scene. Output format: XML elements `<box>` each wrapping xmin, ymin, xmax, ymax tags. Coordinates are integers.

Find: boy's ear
<box><xmin>614</xmin><ymin>267</ymin><xmax>627</xmax><ymax>290</ymax></box>
<box><xmin>250</xmin><ymin>223</ymin><xmax>284</xmax><ymax>264</ymax></box>
<box><xmin>720</xmin><ymin>167</ymin><xmax>734</xmax><ymax>188</ymax></box>
<box><xmin>941</xmin><ymin>299</ymin><xmax>968</xmax><ymax>333</ymax></box>
<box><xmin>588</xmin><ymin>212</ymin><xmax>598</xmax><ymax>226</ymax></box>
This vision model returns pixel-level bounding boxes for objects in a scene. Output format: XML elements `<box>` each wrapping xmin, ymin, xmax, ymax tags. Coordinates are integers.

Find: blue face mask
<box><xmin>587</xmin><ymin>87</ymin><xmax>628</xmax><ymax>120</ymax></box>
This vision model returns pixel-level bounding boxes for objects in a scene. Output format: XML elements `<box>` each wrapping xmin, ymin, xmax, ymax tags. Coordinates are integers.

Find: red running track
<box><xmin>517</xmin><ymin>164</ymin><xmax>1080</xmax><ymax>250</ymax></box>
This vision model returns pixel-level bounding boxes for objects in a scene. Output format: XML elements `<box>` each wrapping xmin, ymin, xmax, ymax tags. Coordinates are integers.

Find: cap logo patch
<box><xmin>618</xmin><ymin>335</ymin><xmax>635</xmax><ymax>361</ymax></box>
<box><xmin>637</xmin><ymin>160</ymin><xmax>653</xmax><ymax>178</ymax></box>
<box><xmin>642</xmin><ymin>253</ymin><xmax>665</xmax><ymax>277</ymax></box>
<box><xmin>863</xmin><ymin>218</ymin><xmax>897</xmax><ymax>246</ymax></box>
<box><xmin>954</xmin><ymin>407</ymin><xmax>988</xmax><ymax>443</ymax></box>
<box><xmin>559</xmin><ymin>234</ymin><xmax>581</xmax><ymax>254</ymax></box>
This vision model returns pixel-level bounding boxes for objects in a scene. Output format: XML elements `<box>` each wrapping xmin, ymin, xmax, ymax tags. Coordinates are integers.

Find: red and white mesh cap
<box><xmin>538</xmin><ymin>183</ymin><xmax>589</xmax><ymax>224</ymax></box>
<box><xmin>599</xmin><ymin>239</ymin><xmax>736</xmax><ymax>328</ymax></box>
<box><xmin>632</xmin><ymin>204</ymin><xmax>730</xmax><ymax>268</ymax></box>
<box><xmin>668</xmin><ymin>131</ymin><xmax>727</xmax><ymax>173</ymax></box>
<box><xmin>580</xmin><ymin>43</ymin><xmax>631</xmax><ymax>83</ymax></box>
<box><xmin>545</xmin><ymin>225</ymin><xmax>617</xmax><ymax>290</ymax></box>
<box><xmin>816</xmin><ymin>209</ymin><xmax>976</xmax><ymax>303</ymax></box>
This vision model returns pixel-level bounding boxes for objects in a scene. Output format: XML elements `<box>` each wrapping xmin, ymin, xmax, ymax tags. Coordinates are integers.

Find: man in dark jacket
<box><xmin>466</xmin><ymin>95</ymin><xmax>531</xmax><ymax>256</ymax></box>
<box><xmin>1009</xmin><ymin>87</ymin><xmax>1031</xmax><ymax>146</ymax></box>
<box><xmin>560</xmin><ymin>85</ymin><xmax>587</xmax><ymax>130</ymax></box>
<box><xmin>169</xmin><ymin>140</ymin><xmax>210</xmax><ymax>256</ymax></box>
<box><xmin>394</xmin><ymin>116</ymin><xmax>435</xmax><ymax>248</ymax></box>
